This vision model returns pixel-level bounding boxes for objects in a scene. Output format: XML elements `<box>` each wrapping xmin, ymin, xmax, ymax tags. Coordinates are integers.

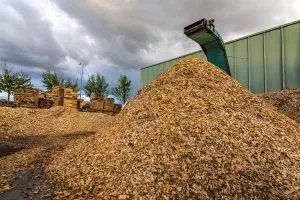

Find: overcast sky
<box><xmin>1</xmin><ymin>0</ymin><xmax>300</xmax><ymax>100</ymax></box>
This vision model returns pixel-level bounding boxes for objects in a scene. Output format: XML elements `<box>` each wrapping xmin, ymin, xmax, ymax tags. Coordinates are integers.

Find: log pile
<box><xmin>90</xmin><ymin>93</ymin><xmax>104</xmax><ymax>111</ymax></box>
<box><xmin>103</xmin><ymin>98</ymin><xmax>115</xmax><ymax>114</ymax></box>
<box><xmin>90</xmin><ymin>94</ymin><xmax>122</xmax><ymax>115</ymax></box>
<box><xmin>51</xmin><ymin>86</ymin><xmax>64</xmax><ymax>106</ymax></box>
<box><xmin>38</xmin><ymin>98</ymin><xmax>54</xmax><ymax>109</ymax></box>
<box><xmin>47</xmin><ymin>86</ymin><xmax>78</xmax><ymax>109</ymax></box>
<box><xmin>0</xmin><ymin>99</ymin><xmax>14</xmax><ymax>107</ymax></box>
<box><xmin>14</xmin><ymin>88</ymin><xmax>56</xmax><ymax>109</ymax></box>
<box><xmin>14</xmin><ymin>88</ymin><xmax>40</xmax><ymax>108</ymax></box>
<box><xmin>12</xmin><ymin>86</ymin><xmax>121</xmax><ymax>112</ymax></box>
<box><xmin>63</xmin><ymin>88</ymin><xmax>78</xmax><ymax>109</ymax></box>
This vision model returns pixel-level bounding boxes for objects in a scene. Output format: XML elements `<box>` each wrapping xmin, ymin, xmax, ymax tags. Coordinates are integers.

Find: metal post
<box><xmin>247</xmin><ymin>37</ymin><xmax>251</xmax><ymax>91</ymax></box>
<box><xmin>233</xmin><ymin>42</ymin><xmax>237</xmax><ymax>79</ymax></box>
<box><xmin>280</xmin><ymin>27</ymin><xmax>286</xmax><ymax>89</ymax></box>
<box><xmin>79</xmin><ymin>63</ymin><xmax>83</xmax><ymax>99</ymax></box>
<box><xmin>263</xmin><ymin>33</ymin><xmax>267</xmax><ymax>92</ymax></box>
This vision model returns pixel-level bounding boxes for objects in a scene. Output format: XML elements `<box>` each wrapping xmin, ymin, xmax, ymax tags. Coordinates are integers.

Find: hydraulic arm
<box><xmin>184</xmin><ymin>18</ymin><xmax>231</xmax><ymax>75</ymax></box>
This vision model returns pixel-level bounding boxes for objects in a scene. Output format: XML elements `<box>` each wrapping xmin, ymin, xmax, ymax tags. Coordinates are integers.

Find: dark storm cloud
<box><xmin>0</xmin><ymin>0</ymin><xmax>299</xmax><ymax>96</ymax></box>
<box><xmin>0</xmin><ymin>1</ymin><xmax>65</xmax><ymax>68</ymax></box>
<box><xmin>53</xmin><ymin>0</ymin><xmax>298</xmax><ymax>68</ymax></box>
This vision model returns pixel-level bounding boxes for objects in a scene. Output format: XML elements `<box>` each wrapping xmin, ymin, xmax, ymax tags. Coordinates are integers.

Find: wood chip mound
<box><xmin>46</xmin><ymin>58</ymin><xmax>300</xmax><ymax>199</ymax></box>
<box><xmin>258</xmin><ymin>89</ymin><xmax>300</xmax><ymax>123</ymax></box>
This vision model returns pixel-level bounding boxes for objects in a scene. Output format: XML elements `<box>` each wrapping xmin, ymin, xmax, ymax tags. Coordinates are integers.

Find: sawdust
<box><xmin>258</xmin><ymin>89</ymin><xmax>300</xmax><ymax>123</ymax></box>
<box><xmin>46</xmin><ymin>58</ymin><xmax>300</xmax><ymax>199</ymax></box>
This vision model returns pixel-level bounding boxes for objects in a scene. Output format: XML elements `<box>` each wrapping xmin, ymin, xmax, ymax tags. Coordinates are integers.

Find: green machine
<box><xmin>184</xmin><ymin>18</ymin><xmax>231</xmax><ymax>76</ymax></box>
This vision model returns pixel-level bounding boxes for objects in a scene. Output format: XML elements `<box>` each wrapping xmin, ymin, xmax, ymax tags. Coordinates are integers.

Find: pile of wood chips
<box><xmin>258</xmin><ymin>89</ymin><xmax>300</xmax><ymax>123</ymax></box>
<box><xmin>45</xmin><ymin>58</ymin><xmax>300</xmax><ymax>199</ymax></box>
<box><xmin>0</xmin><ymin>106</ymin><xmax>112</xmax><ymax>192</ymax></box>
<box><xmin>0</xmin><ymin>107</ymin><xmax>110</xmax><ymax>142</ymax></box>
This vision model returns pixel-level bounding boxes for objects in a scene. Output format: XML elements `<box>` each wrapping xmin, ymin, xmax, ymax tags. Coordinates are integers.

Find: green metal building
<box><xmin>140</xmin><ymin>20</ymin><xmax>300</xmax><ymax>93</ymax></box>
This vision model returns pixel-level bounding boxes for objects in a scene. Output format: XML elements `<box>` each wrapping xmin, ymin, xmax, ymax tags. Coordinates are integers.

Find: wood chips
<box><xmin>44</xmin><ymin>58</ymin><xmax>300</xmax><ymax>199</ymax></box>
<box><xmin>0</xmin><ymin>107</ymin><xmax>111</xmax><ymax>193</ymax></box>
<box><xmin>258</xmin><ymin>89</ymin><xmax>300</xmax><ymax>123</ymax></box>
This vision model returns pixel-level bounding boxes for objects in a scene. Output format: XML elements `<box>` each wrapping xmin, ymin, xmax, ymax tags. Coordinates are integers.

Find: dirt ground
<box><xmin>0</xmin><ymin>131</ymin><xmax>95</xmax><ymax>199</ymax></box>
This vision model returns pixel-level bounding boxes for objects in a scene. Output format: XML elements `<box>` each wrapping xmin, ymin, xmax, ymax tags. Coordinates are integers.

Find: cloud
<box><xmin>1</xmin><ymin>0</ymin><xmax>300</xmax><ymax>97</ymax></box>
<box><xmin>52</xmin><ymin>0</ymin><xmax>300</xmax><ymax>65</ymax></box>
<box><xmin>0</xmin><ymin>0</ymin><xmax>65</xmax><ymax>68</ymax></box>
<box><xmin>0</xmin><ymin>92</ymin><xmax>8</xmax><ymax>100</ymax></box>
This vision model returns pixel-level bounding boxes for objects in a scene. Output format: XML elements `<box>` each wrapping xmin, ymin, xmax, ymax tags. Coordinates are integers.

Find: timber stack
<box><xmin>14</xmin><ymin>88</ymin><xmax>55</xmax><ymax>108</ymax></box>
<box><xmin>14</xmin><ymin>88</ymin><xmax>40</xmax><ymax>108</ymax></box>
<box><xmin>51</xmin><ymin>86</ymin><xmax>64</xmax><ymax>106</ymax></box>
<box><xmin>64</xmin><ymin>87</ymin><xmax>78</xmax><ymax>109</ymax></box>
<box><xmin>90</xmin><ymin>93</ymin><xmax>104</xmax><ymax>112</ymax></box>
<box><xmin>89</xmin><ymin>93</ymin><xmax>122</xmax><ymax>115</ymax></box>
<box><xmin>38</xmin><ymin>90</ymin><xmax>54</xmax><ymax>108</ymax></box>
<box><xmin>12</xmin><ymin>86</ymin><xmax>121</xmax><ymax>112</ymax></box>
<box><xmin>0</xmin><ymin>99</ymin><xmax>14</xmax><ymax>107</ymax></box>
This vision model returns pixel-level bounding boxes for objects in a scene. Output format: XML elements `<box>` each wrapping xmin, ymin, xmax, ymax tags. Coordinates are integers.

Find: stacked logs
<box><xmin>64</xmin><ymin>88</ymin><xmax>78</xmax><ymax>109</ymax></box>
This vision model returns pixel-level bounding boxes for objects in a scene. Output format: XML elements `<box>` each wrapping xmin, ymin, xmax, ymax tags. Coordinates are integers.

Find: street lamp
<box><xmin>79</xmin><ymin>62</ymin><xmax>83</xmax><ymax>99</ymax></box>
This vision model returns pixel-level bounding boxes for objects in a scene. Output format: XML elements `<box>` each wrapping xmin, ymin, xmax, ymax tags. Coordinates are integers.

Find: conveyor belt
<box><xmin>184</xmin><ymin>18</ymin><xmax>231</xmax><ymax>75</ymax></box>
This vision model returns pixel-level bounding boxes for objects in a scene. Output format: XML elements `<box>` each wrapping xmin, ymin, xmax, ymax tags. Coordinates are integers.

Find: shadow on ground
<box><xmin>0</xmin><ymin>131</ymin><xmax>96</xmax><ymax>200</ymax></box>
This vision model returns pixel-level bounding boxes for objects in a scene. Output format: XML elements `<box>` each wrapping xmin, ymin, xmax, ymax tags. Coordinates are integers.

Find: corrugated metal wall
<box><xmin>140</xmin><ymin>20</ymin><xmax>300</xmax><ymax>93</ymax></box>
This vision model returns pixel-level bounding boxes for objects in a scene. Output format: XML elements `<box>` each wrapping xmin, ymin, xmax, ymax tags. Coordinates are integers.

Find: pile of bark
<box><xmin>46</xmin><ymin>58</ymin><xmax>300</xmax><ymax>199</ymax></box>
<box><xmin>258</xmin><ymin>89</ymin><xmax>300</xmax><ymax>123</ymax></box>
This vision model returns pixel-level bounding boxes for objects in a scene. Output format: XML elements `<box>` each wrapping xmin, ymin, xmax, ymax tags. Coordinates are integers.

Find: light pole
<box><xmin>79</xmin><ymin>63</ymin><xmax>83</xmax><ymax>99</ymax></box>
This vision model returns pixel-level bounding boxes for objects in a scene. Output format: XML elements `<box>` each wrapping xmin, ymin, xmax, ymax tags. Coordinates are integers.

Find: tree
<box><xmin>0</xmin><ymin>68</ymin><xmax>33</xmax><ymax>101</ymax></box>
<box><xmin>112</xmin><ymin>74</ymin><xmax>132</xmax><ymax>104</ymax></box>
<box><xmin>64</xmin><ymin>78</ymin><xmax>78</xmax><ymax>90</ymax></box>
<box><xmin>41</xmin><ymin>69</ymin><xmax>78</xmax><ymax>92</ymax></box>
<box><xmin>84</xmin><ymin>73</ymin><xmax>109</xmax><ymax>97</ymax></box>
<box><xmin>41</xmin><ymin>69</ymin><xmax>64</xmax><ymax>92</ymax></box>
